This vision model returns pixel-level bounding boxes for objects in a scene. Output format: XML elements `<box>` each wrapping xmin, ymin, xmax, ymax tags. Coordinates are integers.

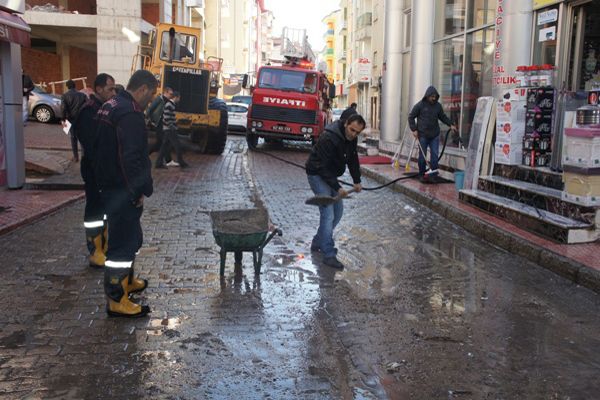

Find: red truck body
<box><xmin>247</xmin><ymin>64</ymin><xmax>333</xmax><ymax>144</ymax></box>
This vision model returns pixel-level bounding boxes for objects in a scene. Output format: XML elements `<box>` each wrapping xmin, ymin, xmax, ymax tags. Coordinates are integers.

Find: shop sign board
<box><xmin>492</xmin><ymin>0</ymin><xmax>519</xmax><ymax>87</ymax></box>
<box><xmin>356</xmin><ymin>58</ymin><xmax>371</xmax><ymax>83</ymax></box>
<box><xmin>537</xmin><ymin>9</ymin><xmax>558</xmax><ymax>25</ymax></box>
<box><xmin>533</xmin><ymin>0</ymin><xmax>562</xmax><ymax>10</ymax></box>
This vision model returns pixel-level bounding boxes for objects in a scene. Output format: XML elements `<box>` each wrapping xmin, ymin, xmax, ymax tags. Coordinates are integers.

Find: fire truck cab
<box><xmin>244</xmin><ymin>27</ymin><xmax>335</xmax><ymax>149</ymax></box>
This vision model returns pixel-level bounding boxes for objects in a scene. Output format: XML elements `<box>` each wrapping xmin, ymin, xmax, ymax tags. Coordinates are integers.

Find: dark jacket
<box><xmin>22</xmin><ymin>74</ymin><xmax>34</xmax><ymax>99</ymax></box>
<box><xmin>305</xmin><ymin>120</ymin><xmax>361</xmax><ymax>191</ymax></box>
<box><xmin>73</xmin><ymin>94</ymin><xmax>103</xmax><ymax>179</ymax></box>
<box><xmin>94</xmin><ymin>91</ymin><xmax>153</xmax><ymax>202</ymax></box>
<box><xmin>408</xmin><ymin>86</ymin><xmax>453</xmax><ymax>139</ymax></box>
<box><xmin>61</xmin><ymin>88</ymin><xmax>88</xmax><ymax>124</ymax></box>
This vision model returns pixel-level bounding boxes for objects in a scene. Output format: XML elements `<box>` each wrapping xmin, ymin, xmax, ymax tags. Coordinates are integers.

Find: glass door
<box><xmin>565</xmin><ymin>0</ymin><xmax>600</xmax><ymax>91</ymax></box>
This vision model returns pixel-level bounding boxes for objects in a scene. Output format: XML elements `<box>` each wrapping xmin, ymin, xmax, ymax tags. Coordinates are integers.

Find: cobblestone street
<box><xmin>1</xmin><ymin>137</ymin><xmax>600</xmax><ymax>399</ymax></box>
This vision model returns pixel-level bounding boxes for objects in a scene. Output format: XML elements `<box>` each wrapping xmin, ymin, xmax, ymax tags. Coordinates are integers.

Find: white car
<box><xmin>331</xmin><ymin>108</ymin><xmax>343</xmax><ymax>121</ymax></box>
<box><xmin>226</xmin><ymin>102</ymin><xmax>248</xmax><ymax>132</ymax></box>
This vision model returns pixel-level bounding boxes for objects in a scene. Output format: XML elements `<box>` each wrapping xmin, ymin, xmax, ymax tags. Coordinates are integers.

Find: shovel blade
<box><xmin>305</xmin><ymin>195</ymin><xmax>337</xmax><ymax>206</ymax></box>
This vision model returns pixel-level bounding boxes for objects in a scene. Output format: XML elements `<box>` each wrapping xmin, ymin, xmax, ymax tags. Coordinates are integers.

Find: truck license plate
<box><xmin>273</xmin><ymin>125</ymin><xmax>291</xmax><ymax>132</ymax></box>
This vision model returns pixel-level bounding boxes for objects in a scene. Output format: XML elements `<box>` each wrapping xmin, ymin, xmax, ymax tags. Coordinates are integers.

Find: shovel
<box><xmin>305</xmin><ymin>188</ymin><xmax>357</xmax><ymax>206</ymax></box>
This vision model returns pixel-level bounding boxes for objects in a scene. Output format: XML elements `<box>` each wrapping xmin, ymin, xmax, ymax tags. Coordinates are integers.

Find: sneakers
<box><xmin>166</xmin><ymin>160</ymin><xmax>180</xmax><ymax>167</ymax></box>
<box><xmin>323</xmin><ymin>256</ymin><xmax>345</xmax><ymax>270</ymax></box>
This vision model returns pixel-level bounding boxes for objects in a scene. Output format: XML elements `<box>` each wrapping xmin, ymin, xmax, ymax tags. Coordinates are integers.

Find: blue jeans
<box><xmin>307</xmin><ymin>175</ymin><xmax>343</xmax><ymax>258</ymax></box>
<box><xmin>418</xmin><ymin>135</ymin><xmax>440</xmax><ymax>176</ymax></box>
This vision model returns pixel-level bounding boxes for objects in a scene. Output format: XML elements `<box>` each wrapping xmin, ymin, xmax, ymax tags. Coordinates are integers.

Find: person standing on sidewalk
<box><xmin>305</xmin><ymin>114</ymin><xmax>365</xmax><ymax>269</ymax></box>
<box><xmin>155</xmin><ymin>90</ymin><xmax>188</xmax><ymax>169</ymax></box>
<box><xmin>146</xmin><ymin>86</ymin><xmax>171</xmax><ymax>161</ymax></box>
<box><xmin>61</xmin><ymin>80</ymin><xmax>88</xmax><ymax>162</ymax></box>
<box><xmin>94</xmin><ymin>70</ymin><xmax>157</xmax><ymax>318</ymax></box>
<box><xmin>73</xmin><ymin>73</ymin><xmax>116</xmax><ymax>269</ymax></box>
<box><xmin>408</xmin><ymin>86</ymin><xmax>457</xmax><ymax>183</ymax></box>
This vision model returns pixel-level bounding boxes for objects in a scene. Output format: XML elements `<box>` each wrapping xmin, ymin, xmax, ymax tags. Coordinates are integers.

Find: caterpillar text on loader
<box><xmin>133</xmin><ymin>23</ymin><xmax>228</xmax><ymax>154</ymax></box>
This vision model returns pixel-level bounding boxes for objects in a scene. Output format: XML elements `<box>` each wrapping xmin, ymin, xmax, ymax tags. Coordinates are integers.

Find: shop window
<box><xmin>532</xmin><ymin>5</ymin><xmax>559</xmax><ymax>67</ymax></box>
<box><xmin>460</xmin><ymin>27</ymin><xmax>494</xmax><ymax>147</ymax></box>
<box><xmin>566</xmin><ymin>0</ymin><xmax>600</xmax><ymax>91</ymax></box>
<box><xmin>467</xmin><ymin>0</ymin><xmax>495</xmax><ymax>29</ymax></box>
<box><xmin>434</xmin><ymin>0</ymin><xmax>466</xmax><ymax>39</ymax></box>
<box><xmin>433</xmin><ymin>37</ymin><xmax>464</xmax><ymax>146</ymax></box>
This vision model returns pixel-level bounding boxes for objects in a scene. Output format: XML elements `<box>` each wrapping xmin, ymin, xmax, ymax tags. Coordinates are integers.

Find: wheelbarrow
<box><xmin>210</xmin><ymin>208</ymin><xmax>282</xmax><ymax>275</ymax></box>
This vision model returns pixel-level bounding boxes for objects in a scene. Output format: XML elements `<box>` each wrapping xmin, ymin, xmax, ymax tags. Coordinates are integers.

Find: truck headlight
<box><xmin>301</xmin><ymin>127</ymin><xmax>307</xmax><ymax>133</ymax></box>
<box><xmin>257</xmin><ymin>121</ymin><xmax>263</xmax><ymax>128</ymax></box>
<box><xmin>307</xmin><ymin>127</ymin><xmax>313</xmax><ymax>133</ymax></box>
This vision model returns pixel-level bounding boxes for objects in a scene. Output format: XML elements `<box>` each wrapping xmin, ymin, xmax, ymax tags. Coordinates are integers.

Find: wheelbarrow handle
<box><xmin>260</xmin><ymin>228</ymin><xmax>282</xmax><ymax>250</ymax></box>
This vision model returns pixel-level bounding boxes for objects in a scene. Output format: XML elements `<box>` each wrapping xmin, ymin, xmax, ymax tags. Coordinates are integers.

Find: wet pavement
<box><xmin>0</xmin><ymin>137</ymin><xmax>599</xmax><ymax>399</ymax></box>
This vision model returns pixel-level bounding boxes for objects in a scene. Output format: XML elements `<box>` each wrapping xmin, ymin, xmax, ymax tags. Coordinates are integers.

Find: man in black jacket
<box><xmin>408</xmin><ymin>86</ymin><xmax>457</xmax><ymax>182</ymax></box>
<box><xmin>61</xmin><ymin>80</ymin><xmax>88</xmax><ymax>162</ymax></box>
<box><xmin>305</xmin><ymin>114</ymin><xmax>365</xmax><ymax>269</ymax></box>
<box><xmin>73</xmin><ymin>73</ymin><xmax>115</xmax><ymax>269</ymax></box>
<box><xmin>94</xmin><ymin>70</ymin><xmax>157</xmax><ymax>318</ymax></box>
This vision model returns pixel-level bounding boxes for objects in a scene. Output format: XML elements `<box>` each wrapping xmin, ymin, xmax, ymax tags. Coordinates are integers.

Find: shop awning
<box><xmin>0</xmin><ymin>9</ymin><xmax>30</xmax><ymax>47</ymax></box>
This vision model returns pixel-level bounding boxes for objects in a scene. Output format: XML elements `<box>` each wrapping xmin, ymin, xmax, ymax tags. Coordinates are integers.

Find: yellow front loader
<box><xmin>133</xmin><ymin>23</ymin><xmax>228</xmax><ymax>154</ymax></box>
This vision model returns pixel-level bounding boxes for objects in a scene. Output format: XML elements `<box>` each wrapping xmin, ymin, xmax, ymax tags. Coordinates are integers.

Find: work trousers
<box><xmin>81</xmin><ymin>158</ymin><xmax>105</xmax><ymax>254</ymax></box>
<box><xmin>418</xmin><ymin>134</ymin><xmax>440</xmax><ymax>176</ymax></box>
<box><xmin>307</xmin><ymin>174</ymin><xmax>343</xmax><ymax>259</ymax></box>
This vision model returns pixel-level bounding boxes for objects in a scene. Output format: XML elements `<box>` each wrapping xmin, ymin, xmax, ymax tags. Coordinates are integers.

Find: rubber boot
<box><xmin>88</xmin><ymin>234</ymin><xmax>106</xmax><ymax>268</ymax></box>
<box><xmin>127</xmin><ymin>262</ymin><xmax>148</xmax><ymax>294</ymax></box>
<box><xmin>105</xmin><ymin>268</ymin><xmax>150</xmax><ymax>318</ymax></box>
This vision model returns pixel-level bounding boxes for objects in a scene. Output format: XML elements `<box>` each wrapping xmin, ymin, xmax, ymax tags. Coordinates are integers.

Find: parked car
<box><xmin>28</xmin><ymin>86</ymin><xmax>63</xmax><ymax>123</ymax></box>
<box><xmin>226</xmin><ymin>102</ymin><xmax>248</xmax><ymax>132</ymax></box>
<box><xmin>331</xmin><ymin>108</ymin><xmax>343</xmax><ymax>121</ymax></box>
<box><xmin>231</xmin><ymin>95</ymin><xmax>252</xmax><ymax>106</ymax></box>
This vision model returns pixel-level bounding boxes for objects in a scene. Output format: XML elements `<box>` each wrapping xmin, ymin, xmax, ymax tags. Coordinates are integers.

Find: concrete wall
<box><xmin>96</xmin><ymin>0</ymin><xmax>142</xmax><ymax>85</ymax></box>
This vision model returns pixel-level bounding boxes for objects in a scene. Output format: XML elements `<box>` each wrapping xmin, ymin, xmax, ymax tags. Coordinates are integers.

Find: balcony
<box><xmin>356</xmin><ymin>25</ymin><xmax>372</xmax><ymax>41</ymax></box>
<box><xmin>356</xmin><ymin>12</ymin><xmax>372</xmax><ymax>29</ymax></box>
<box><xmin>337</xmin><ymin>50</ymin><xmax>347</xmax><ymax>62</ymax></box>
<box><xmin>338</xmin><ymin>20</ymin><xmax>347</xmax><ymax>34</ymax></box>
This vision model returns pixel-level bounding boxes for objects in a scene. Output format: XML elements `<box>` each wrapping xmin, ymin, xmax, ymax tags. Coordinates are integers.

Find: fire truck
<box><xmin>132</xmin><ymin>24</ymin><xmax>228</xmax><ymax>154</ymax></box>
<box><xmin>244</xmin><ymin>27</ymin><xmax>335</xmax><ymax>149</ymax></box>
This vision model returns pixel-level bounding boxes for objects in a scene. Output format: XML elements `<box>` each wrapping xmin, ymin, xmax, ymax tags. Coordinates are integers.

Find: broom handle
<box><xmin>335</xmin><ymin>187</ymin><xmax>357</xmax><ymax>200</ymax></box>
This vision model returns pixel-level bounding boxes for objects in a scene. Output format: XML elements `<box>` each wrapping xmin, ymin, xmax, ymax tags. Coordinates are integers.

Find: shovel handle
<box><xmin>335</xmin><ymin>187</ymin><xmax>357</xmax><ymax>200</ymax></box>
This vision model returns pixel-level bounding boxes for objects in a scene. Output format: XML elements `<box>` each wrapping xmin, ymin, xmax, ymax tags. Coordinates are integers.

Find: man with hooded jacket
<box><xmin>408</xmin><ymin>86</ymin><xmax>457</xmax><ymax>182</ymax></box>
<box><xmin>305</xmin><ymin>114</ymin><xmax>365</xmax><ymax>269</ymax></box>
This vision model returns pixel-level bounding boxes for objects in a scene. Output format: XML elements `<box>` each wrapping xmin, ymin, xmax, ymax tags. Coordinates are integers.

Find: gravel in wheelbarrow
<box><xmin>209</xmin><ymin>208</ymin><xmax>281</xmax><ymax>275</ymax></box>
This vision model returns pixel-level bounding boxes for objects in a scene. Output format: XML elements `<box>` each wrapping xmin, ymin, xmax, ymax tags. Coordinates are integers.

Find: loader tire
<box><xmin>205</xmin><ymin>109</ymin><xmax>228</xmax><ymax>155</ymax></box>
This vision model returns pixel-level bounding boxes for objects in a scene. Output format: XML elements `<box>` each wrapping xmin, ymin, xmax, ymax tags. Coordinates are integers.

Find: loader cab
<box><xmin>154</xmin><ymin>26</ymin><xmax>200</xmax><ymax>68</ymax></box>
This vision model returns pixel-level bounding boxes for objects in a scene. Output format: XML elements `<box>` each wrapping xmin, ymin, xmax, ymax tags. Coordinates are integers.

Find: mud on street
<box><xmin>1</xmin><ymin>137</ymin><xmax>600</xmax><ymax>399</ymax></box>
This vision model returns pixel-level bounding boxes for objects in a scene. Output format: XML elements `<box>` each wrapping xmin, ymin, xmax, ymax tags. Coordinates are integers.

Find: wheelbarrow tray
<box><xmin>210</xmin><ymin>208</ymin><xmax>278</xmax><ymax>275</ymax></box>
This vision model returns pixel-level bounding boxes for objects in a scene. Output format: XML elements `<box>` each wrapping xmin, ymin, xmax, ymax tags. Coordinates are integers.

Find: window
<box><xmin>532</xmin><ymin>5</ymin><xmax>560</xmax><ymax>66</ymax></box>
<box><xmin>258</xmin><ymin>68</ymin><xmax>317</xmax><ymax>94</ymax></box>
<box><xmin>467</xmin><ymin>0</ymin><xmax>495</xmax><ymax>28</ymax></box>
<box><xmin>160</xmin><ymin>31</ymin><xmax>197</xmax><ymax>64</ymax></box>
<box><xmin>432</xmin><ymin>0</ymin><xmax>496</xmax><ymax>148</ymax></box>
<box><xmin>433</xmin><ymin>36</ymin><xmax>465</xmax><ymax>145</ymax></box>
<box><xmin>460</xmin><ymin>26</ymin><xmax>494</xmax><ymax>146</ymax></box>
<box><xmin>435</xmin><ymin>0</ymin><xmax>467</xmax><ymax>39</ymax></box>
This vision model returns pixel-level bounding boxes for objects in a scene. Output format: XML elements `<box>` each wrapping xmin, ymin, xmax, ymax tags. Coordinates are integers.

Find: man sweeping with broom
<box><xmin>408</xmin><ymin>86</ymin><xmax>457</xmax><ymax>183</ymax></box>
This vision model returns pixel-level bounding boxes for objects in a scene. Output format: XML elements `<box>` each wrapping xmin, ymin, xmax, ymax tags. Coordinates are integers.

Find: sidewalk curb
<box><xmin>0</xmin><ymin>193</ymin><xmax>85</xmax><ymax>237</ymax></box>
<box><xmin>361</xmin><ymin>166</ymin><xmax>600</xmax><ymax>294</ymax></box>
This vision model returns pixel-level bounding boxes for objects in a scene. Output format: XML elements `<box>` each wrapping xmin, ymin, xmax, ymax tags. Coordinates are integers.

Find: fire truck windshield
<box><xmin>258</xmin><ymin>68</ymin><xmax>317</xmax><ymax>94</ymax></box>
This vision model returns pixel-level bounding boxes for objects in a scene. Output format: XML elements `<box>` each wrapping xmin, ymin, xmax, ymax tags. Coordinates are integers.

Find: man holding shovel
<box><xmin>408</xmin><ymin>86</ymin><xmax>457</xmax><ymax>183</ymax></box>
<box><xmin>305</xmin><ymin>114</ymin><xmax>365</xmax><ymax>269</ymax></box>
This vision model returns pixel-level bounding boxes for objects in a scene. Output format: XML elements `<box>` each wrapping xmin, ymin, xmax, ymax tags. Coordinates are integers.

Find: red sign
<box><xmin>0</xmin><ymin>9</ymin><xmax>30</xmax><ymax>47</ymax></box>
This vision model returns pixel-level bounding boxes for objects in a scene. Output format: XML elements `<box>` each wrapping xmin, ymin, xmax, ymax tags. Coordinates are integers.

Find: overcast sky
<box><xmin>264</xmin><ymin>0</ymin><xmax>341</xmax><ymax>51</ymax></box>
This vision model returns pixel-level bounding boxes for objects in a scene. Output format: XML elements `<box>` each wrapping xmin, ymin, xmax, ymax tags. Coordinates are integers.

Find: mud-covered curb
<box><xmin>361</xmin><ymin>166</ymin><xmax>600</xmax><ymax>294</ymax></box>
<box><xmin>0</xmin><ymin>193</ymin><xmax>84</xmax><ymax>237</ymax></box>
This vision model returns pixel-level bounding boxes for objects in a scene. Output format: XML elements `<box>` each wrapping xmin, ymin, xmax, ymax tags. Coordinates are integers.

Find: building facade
<box><xmin>380</xmin><ymin>0</ymin><xmax>599</xmax><ymax>170</ymax></box>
